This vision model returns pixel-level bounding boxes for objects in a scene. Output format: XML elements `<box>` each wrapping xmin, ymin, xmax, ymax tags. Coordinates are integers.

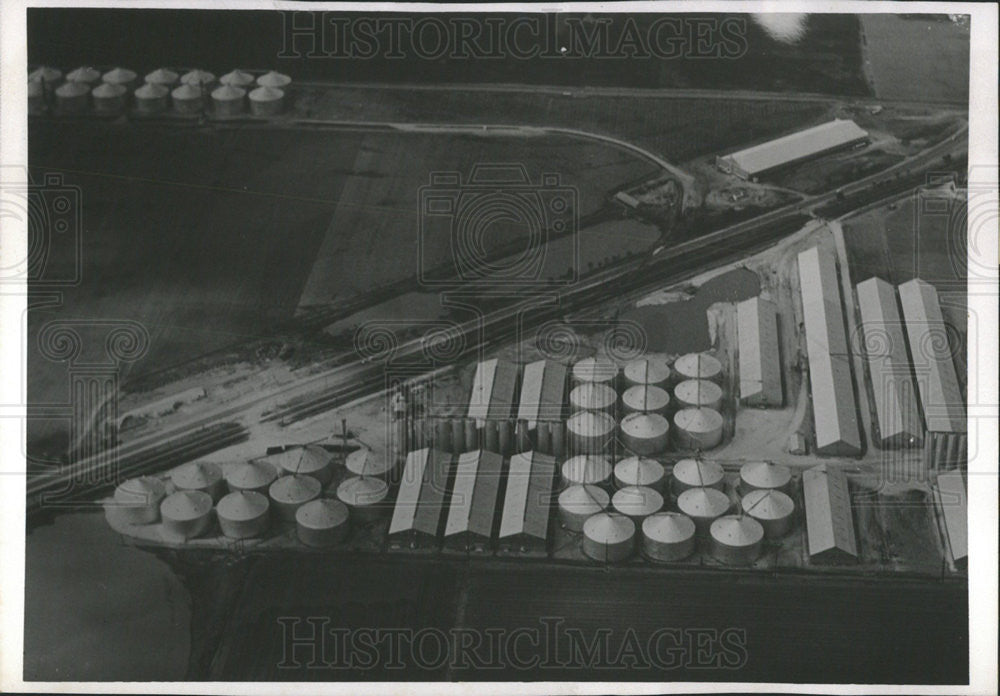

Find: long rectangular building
<box><xmin>468</xmin><ymin>358</ymin><xmax>519</xmax><ymax>424</ymax></box>
<box><xmin>856</xmin><ymin>277</ymin><xmax>923</xmax><ymax>447</ymax></box>
<box><xmin>516</xmin><ymin>359</ymin><xmax>568</xmax><ymax>429</ymax></box>
<box><xmin>803</xmin><ymin>464</ymin><xmax>858</xmax><ymax>563</ymax></box>
<box><xmin>934</xmin><ymin>471</ymin><xmax>968</xmax><ymax>568</ymax></box>
<box><xmin>737</xmin><ymin>296</ymin><xmax>783</xmax><ymax>407</ymax></box>
<box><xmin>443</xmin><ymin>449</ymin><xmax>504</xmax><ymax>551</ymax></box>
<box><xmin>798</xmin><ymin>246</ymin><xmax>862</xmax><ymax>456</ymax></box>
<box><xmin>717</xmin><ymin>119</ymin><xmax>869</xmax><ymax>180</ymax></box>
<box><xmin>497</xmin><ymin>450</ymin><xmax>556</xmax><ymax>555</ymax></box>
<box><xmin>389</xmin><ymin>448</ymin><xmax>453</xmax><ymax>545</ymax></box>
<box><xmin>898</xmin><ymin>279</ymin><xmax>965</xmax><ymax>433</ymax></box>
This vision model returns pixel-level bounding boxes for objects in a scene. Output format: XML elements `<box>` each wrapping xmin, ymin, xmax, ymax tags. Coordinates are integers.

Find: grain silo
<box><xmin>673</xmin><ymin>407</ymin><xmax>724</xmax><ymax>450</ymax></box>
<box><xmin>569</xmin><ymin>382</ymin><xmax>617</xmax><ymax>413</ymax></box>
<box><xmin>676</xmin><ymin>486</ymin><xmax>730</xmax><ymax>535</ymax></box>
<box><xmin>28</xmin><ymin>79</ymin><xmax>46</xmax><ymax>115</ymax></box>
<box><xmin>572</xmin><ymin>356</ymin><xmax>619</xmax><ymax>385</ymax></box>
<box><xmin>29</xmin><ymin>66</ymin><xmax>63</xmax><ymax>88</ymax></box>
<box><xmin>271</xmin><ymin>445</ymin><xmax>333</xmax><ymax>486</ymax></box>
<box><xmin>740</xmin><ymin>489</ymin><xmax>795</xmax><ymax>538</ymax></box>
<box><xmin>216</xmin><ymin>490</ymin><xmax>271</xmax><ymax>539</ymax></box>
<box><xmin>738</xmin><ymin>461</ymin><xmax>792</xmax><ymax>495</ymax></box>
<box><xmin>674</xmin><ymin>379</ymin><xmax>723</xmax><ymax>411</ymax></box>
<box><xmin>708</xmin><ymin>514</ymin><xmax>764</xmax><ymax>565</ymax></box>
<box><xmin>296</xmin><ymin>498</ymin><xmax>349</xmax><ymax>547</ymax></box>
<box><xmin>613</xmin><ymin>456</ymin><xmax>666</xmax><ymax>492</ymax></box>
<box><xmin>159</xmin><ymin>490</ymin><xmax>213</xmax><ymax>540</ymax></box>
<box><xmin>248</xmin><ymin>86</ymin><xmax>285</xmax><ymax>116</ymax></box>
<box><xmin>54</xmin><ymin>81</ymin><xmax>90</xmax><ymax>113</ymax></box>
<box><xmin>674</xmin><ymin>352</ymin><xmax>723</xmax><ymax>382</ymax></box>
<box><xmin>557</xmin><ymin>484</ymin><xmax>609</xmax><ymax>532</ymax></box>
<box><xmin>102</xmin><ymin>67</ymin><xmax>138</xmax><ymax>89</ymax></box>
<box><xmin>171</xmin><ymin>83</ymin><xmax>203</xmax><ymax>114</ymax></box>
<box><xmin>257</xmin><ymin>69</ymin><xmax>292</xmax><ymax>89</ymax></box>
<box><xmin>180</xmin><ymin>69</ymin><xmax>215</xmax><ymax>88</ymax></box>
<box><xmin>269</xmin><ymin>474</ymin><xmax>322</xmax><ymax>521</ymax></box>
<box><xmin>566</xmin><ymin>410</ymin><xmax>615</xmax><ymax>454</ymax></box>
<box><xmin>145</xmin><ymin>68</ymin><xmax>179</xmax><ymax>88</ymax></box>
<box><xmin>619</xmin><ymin>412</ymin><xmax>670</xmax><ymax>456</ymax></box>
<box><xmin>170</xmin><ymin>461</ymin><xmax>225</xmax><ymax>501</ymax></box>
<box><xmin>623</xmin><ymin>355</ymin><xmax>672</xmax><ymax>388</ymax></box>
<box><xmin>91</xmin><ymin>83</ymin><xmax>127</xmax><ymax>115</ymax></box>
<box><xmin>133</xmin><ymin>82</ymin><xmax>168</xmax><ymax>113</ymax></box>
<box><xmin>582</xmin><ymin>512</ymin><xmax>635</xmax><ymax>562</ymax></box>
<box><xmin>113</xmin><ymin>476</ymin><xmax>166</xmax><ymax>524</ymax></box>
<box><xmin>346</xmin><ymin>447</ymin><xmax>396</xmax><ymax>482</ymax></box>
<box><xmin>611</xmin><ymin>485</ymin><xmax>663</xmax><ymax>522</ymax></box>
<box><xmin>621</xmin><ymin>384</ymin><xmax>670</xmax><ymax>415</ymax></box>
<box><xmin>66</xmin><ymin>66</ymin><xmax>101</xmax><ymax>85</ymax></box>
<box><xmin>220</xmin><ymin>69</ymin><xmax>256</xmax><ymax>89</ymax></box>
<box><xmin>225</xmin><ymin>459</ymin><xmax>278</xmax><ymax>495</ymax></box>
<box><xmin>560</xmin><ymin>454</ymin><xmax>612</xmax><ymax>488</ymax></box>
<box><xmin>211</xmin><ymin>84</ymin><xmax>246</xmax><ymax>116</ymax></box>
<box><xmin>336</xmin><ymin>475</ymin><xmax>389</xmax><ymax>522</ymax></box>
<box><xmin>642</xmin><ymin>511</ymin><xmax>696</xmax><ymax>562</ymax></box>
<box><xmin>671</xmin><ymin>457</ymin><xmax>725</xmax><ymax>494</ymax></box>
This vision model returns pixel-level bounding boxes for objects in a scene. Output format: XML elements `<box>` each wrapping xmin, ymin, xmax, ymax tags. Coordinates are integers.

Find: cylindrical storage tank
<box><xmin>612</xmin><ymin>485</ymin><xmax>664</xmax><ymax>522</ymax></box>
<box><xmin>623</xmin><ymin>355</ymin><xmax>672</xmax><ymax>388</ymax></box>
<box><xmin>741</xmin><ymin>489</ymin><xmax>795</xmax><ymax>539</ymax></box>
<box><xmin>54</xmin><ymin>81</ymin><xmax>90</xmax><ymax>113</ymax></box>
<box><xmin>170</xmin><ymin>461</ymin><xmax>225</xmax><ymax>502</ymax></box>
<box><xmin>28</xmin><ymin>79</ymin><xmax>46</xmax><ymax>115</ymax></box>
<box><xmin>551</xmin><ymin>420</ymin><xmax>566</xmax><ymax>458</ymax></box>
<box><xmin>91</xmin><ymin>82</ymin><xmax>127</xmax><ymax>115</ymax></box>
<box><xmin>620</xmin><ymin>412</ymin><xmax>670</xmax><ymax>456</ymax></box>
<box><xmin>144</xmin><ymin>67</ymin><xmax>179</xmax><ymax>89</ymax></box>
<box><xmin>483</xmin><ymin>421</ymin><xmax>499</xmax><ymax>453</ymax></box>
<box><xmin>642</xmin><ymin>511</ymin><xmax>697</xmax><ymax>562</ymax></box>
<box><xmin>572</xmin><ymin>356</ymin><xmax>619</xmax><ymax>385</ymax></box>
<box><xmin>336</xmin><ymin>476</ymin><xmax>389</xmax><ymax>522</ymax></box>
<box><xmin>159</xmin><ymin>490</ymin><xmax>213</xmax><ymax>540</ymax></box>
<box><xmin>569</xmin><ymin>383</ymin><xmax>617</xmax><ymax>414</ymax></box>
<box><xmin>673</xmin><ymin>407</ymin><xmax>724</xmax><ymax>451</ymax></box>
<box><xmin>296</xmin><ymin>498</ymin><xmax>349</xmax><ymax>547</ymax></box>
<box><xmin>621</xmin><ymin>384</ymin><xmax>670</xmax><ymax>415</ymax></box>
<box><xmin>516</xmin><ymin>419</ymin><xmax>531</xmax><ymax>453</ymax></box>
<box><xmin>674</xmin><ymin>352</ymin><xmax>723</xmax><ymax>383</ymax></box>
<box><xmin>497</xmin><ymin>419</ymin><xmax>512</xmax><ymax>456</ymax></box>
<box><xmin>557</xmin><ymin>484</ymin><xmax>610</xmax><ymax>532</ymax></box>
<box><xmin>566</xmin><ymin>410</ymin><xmax>615</xmax><ymax>455</ymax></box>
<box><xmin>211</xmin><ymin>85</ymin><xmax>245</xmax><ymax>116</ymax></box>
<box><xmin>671</xmin><ymin>458</ymin><xmax>725</xmax><ymax>495</ymax></box>
<box><xmin>463</xmin><ymin>418</ymin><xmax>478</xmax><ymax>450</ymax></box>
<box><xmin>248</xmin><ymin>86</ymin><xmax>285</xmax><ymax>116</ymax></box>
<box><xmin>738</xmin><ymin>461</ymin><xmax>792</xmax><ymax>495</ymax></box>
<box><xmin>66</xmin><ymin>66</ymin><xmax>100</xmax><ymax>85</ymax></box>
<box><xmin>614</xmin><ymin>456</ymin><xmax>666</xmax><ymax>492</ymax></box>
<box><xmin>709</xmin><ymin>515</ymin><xmax>764</xmax><ymax>565</ymax></box>
<box><xmin>225</xmin><ymin>460</ymin><xmax>277</xmax><ymax>495</ymax></box>
<box><xmin>677</xmin><ymin>487</ymin><xmax>731</xmax><ymax>536</ymax></box>
<box><xmin>180</xmin><ymin>69</ymin><xmax>215</xmax><ymax>88</ymax></box>
<box><xmin>220</xmin><ymin>69</ymin><xmax>256</xmax><ymax>90</ymax></box>
<box><xmin>171</xmin><ymin>83</ymin><xmax>203</xmax><ymax>114</ymax></box>
<box><xmin>101</xmin><ymin>67</ymin><xmax>138</xmax><ymax>90</ymax></box>
<box><xmin>434</xmin><ymin>418</ymin><xmax>452</xmax><ymax>453</ymax></box>
<box><xmin>277</xmin><ymin>446</ymin><xmax>332</xmax><ymax>486</ymax></box>
<box><xmin>561</xmin><ymin>455</ymin><xmax>612</xmax><ymax>488</ymax></box>
<box><xmin>269</xmin><ymin>474</ymin><xmax>322</xmax><ymax>522</ymax></box>
<box><xmin>582</xmin><ymin>512</ymin><xmax>635</xmax><ymax>563</ymax></box>
<box><xmin>216</xmin><ymin>490</ymin><xmax>270</xmax><ymax>539</ymax></box>
<box><xmin>674</xmin><ymin>379</ymin><xmax>723</xmax><ymax>411</ymax></box>
<box><xmin>113</xmin><ymin>476</ymin><xmax>166</xmax><ymax>525</ymax></box>
<box><xmin>536</xmin><ymin>421</ymin><xmax>551</xmax><ymax>454</ymax></box>
<box><xmin>256</xmin><ymin>70</ymin><xmax>292</xmax><ymax>89</ymax></box>
<box><xmin>133</xmin><ymin>82</ymin><xmax>168</xmax><ymax>113</ymax></box>
<box><xmin>452</xmin><ymin>418</ymin><xmax>466</xmax><ymax>454</ymax></box>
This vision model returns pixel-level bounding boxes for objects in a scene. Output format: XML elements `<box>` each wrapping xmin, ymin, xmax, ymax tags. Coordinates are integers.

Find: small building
<box><xmin>716</xmin><ymin>119</ymin><xmax>869</xmax><ymax>180</ymax></box>
<box><xmin>933</xmin><ymin>471</ymin><xmax>967</xmax><ymax>568</ymax></box>
<box><xmin>802</xmin><ymin>464</ymin><xmax>858</xmax><ymax>563</ymax></box>
<box><xmin>389</xmin><ymin>448</ymin><xmax>453</xmax><ymax>547</ymax></box>
<box><xmin>443</xmin><ymin>449</ymin><xmax>504</xmax><ymax>551</ymax></box>
<box><xmin>468</xmin><ymin>358</ymin><xmax>518</xmax><ymax>425</ymax></box>
<box><xmin>737</xmin><ymin>296</ymin><xmax>783</xmax><ymax>407</ymax></box>
<box><xmin>498</xmin><ymin>450</ymin><xmax>556</xmax><ymax>554</ymax></box>
<box><xmin>516</xmin><ymin>359</ymin><xmax>567</xmax><ymax>429</ymax></box>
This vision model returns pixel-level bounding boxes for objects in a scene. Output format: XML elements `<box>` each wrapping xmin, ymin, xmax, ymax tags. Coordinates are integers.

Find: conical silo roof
<box><xmin>145</xmin><ymin>68</ymin><xmax>179</xmax><ymax>86</ymax></box>
<box><xmin>710</xmin><ymin>514</ymin><xmax>764</xmax><ymax>547</ymax></box>
<box><xmin>135</xmin><ymin>82</ymin><xmax>168</xmax><ymax>99</ymax></box>
<box><xmin>674</xmin><ymin>379</ymin><xmax>723</xmax><ymax>408</ymax></box>
<box><xmin>217</xmin><ymin>490</ymin><xmax>269</xmax><ymax>521</ymax></box>
<box><xmin>558</xmin><ymin>484</ymin><xmax>609</xmax><ymax>515</ymax></box>
<box><xmin>296</xmin><ymin>498</ymin><xmax>349</xmax><ymax>530</ymax></box>
<box><xmin>620</xmin><ymin>412</ymin><xmax>668</xmax><ymax>438</ymax></box>
<box><xmin>181</xmin><ymin>69</ymin><xmax>215</xmax><ymax>86</ymax></box>
<box><xmin>171</xmin><ymin>83</ymin><xmax>203</xmax><ymax>100</ymax></box>
<box><xmin>29</xmin><ymin>66</ymin><xmax>62</xmax><ymax>83</ymax></box>
<box><xmin>211</xmin><ymin>84</ymin><xmax>245</xmax><ymax>101</ymax></box>
<box><xmin>642</xmin><ymin>511</ymin><xmax>696</xmax><ymax>544</ymax></box>
<box><xmin>336</xmin><ymin>475</ymin><xmax>388</xmax><ymax>507</ymax></box>
<box><xmin>739</xmin><ymin>461</ymin><xmax>792</xmax><ymax>491</ymax></box>
<box><xmin>572</xmin><ymin>356</ymin><xmax>619</xmax><ymax>384</ymax></box>
<box><xmin>160</xmin><ymin>489</ymin><xmax>212</xmax><ymax>521</ymax></box>
<box><xmin>614</xmin><ymin>456</ymin><xmax>665</xmax><ymax>488</ymax></box>
<box><xmin>674</xmin><ymin>407</ymin><xmax>724</xmax><ymax>433</ymax></box>
<box><xmin>114</xmin><ymin>476</ymin><xmax>165</xmax><ymax>505</ymax></box>
<box><xmin>66</xmin><ymin>66</ymin><xmax>100</xmax><ymax>83</ymax></box>
<box><xmin>249</xmin><ymin>85</ymin><xmax>283</xmax><ymax>102</ymax></box>
<box><xmin>225</xmin><ymin>460</ymin><xmax>277</xmax><ymax>490</ymax></box>
<box><xmin>674</xmin><ymin>352</ymin><xmax>723</xmax><ymax>381</ymax></box>
<box><xmin>171</xmin><ymin>461</ymin><xmax>222</xmax><ymax>490</ymax></box>
<box><xmin>55</xmin><ymin>81</ymin><xmax>90</xmax><ymax>97</ymax></box>
<box><xmin>102</xmin><ymin>67</ymin><xmax>136</xmax><ymax>85</ymax></box>
<box><xmin>741</xmin><ymin>488</ymin><xmax>794</xmax><ymax>521</ymax></box>
<box><xmin>269</xmin><ymin>474</ymin><xmax>321</xmax><ymax>505</ymax></box>
<box><xmin>677</xmin><ymin>486</ymin><xmax>730</xmax><ymax>518</ymax></box>
<box><xmin>220</xmin><ymin>69</ymin><xmax>255</xmax><ymax>88</ymax></box>
<box><xmin>561</xmin><ymin>454</ymin><xmax>612</xmax><ymax>486</ymax></box>
<box><xmin>623</xmin><ymin>355</ymin><xmax>672</xmax><ymax>386</ymax></box>
<box><xmin>566</xmin><ymin>410</ymin><xmax>615</xmax><ymax>437</ymax></box>
<box><xmin>569</xmin><ymin>382</ymin><xmax>616</xmax><ymax>411</ymax></box>
<box><xmin>92</xmin><ymin>82</ymin><xmax>126</xmax><ymax>98</ymax></box>
<box><xmin>672</xmin><ymin>458</ymin><xmax>725</xmax><ymax>489</ymax></box>
<box><xmin>612</xmin><ymin>485</ymin><xmax>663</xmax><ymax>518</ymax></box>
<box><xmin>621</xmin><ymin>384</ymin><xmax>670</xmax><ymax>413</ymax></box>
<box><xmin>256</xmin><ymin>70</ymin><xmax>291</xmax><ymax>88</ymax></box>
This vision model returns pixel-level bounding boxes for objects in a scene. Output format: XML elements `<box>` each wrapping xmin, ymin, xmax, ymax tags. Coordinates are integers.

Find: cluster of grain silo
<box><xmin>28</xmin><ymin>63</ymin><xmax>291</xmax><ymax>118</ymax></box>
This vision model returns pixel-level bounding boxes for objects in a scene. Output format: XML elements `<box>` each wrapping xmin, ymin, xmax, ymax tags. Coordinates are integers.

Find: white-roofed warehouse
<box><xmin>717</xmin><ymin>119</ymin><xmax>869</xmax><ymax>180</ymax></box>
<box><xmin>737</xmin><ymin>296</ymin><xmax>783</xmax><ymax>407</ymax></box>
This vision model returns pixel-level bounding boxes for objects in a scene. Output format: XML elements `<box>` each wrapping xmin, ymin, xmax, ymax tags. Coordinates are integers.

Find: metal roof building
<box><xmin>856</xmin><ymin>277</ymin><xmax>924</xmax><ymax>447</ymax></box>
<box><xmin>468</xmin><ymin>358</ymin><xmax>519</xmax><ymax>424</ymax></box>
<box><xmin>516</xmin><ymin>359</ymin><xmax>567</xmax><ymax>429</ymax></box>
<box><xmin>717</xmin><ymin>119</ymin><xmax>869</xmax><ymax>180</ymax></box>
<box><xmin>798</xmin><ymin>246</ymin><xmax>862</xmax><ymax>456</ymax></box>
<box><xmin>802</xmin><ymin>464</ymin><xmax>858</xmax><ymax>563</ymax></box>
<box><xmin>497</xmin><ymin>451</ymin><xmax>556</xmax><ymax>554</ymax></box>
<box><xmin>898</xmin><ymin>279</ymin><xmax>965</xmax><ymax>433</ymax></box>
<box><xmin>443</xmin><ymin>450</ymin><xmax>504</xmax><ymax>550</ymax></box>
<box><xmin>738</xmin><ymin>296</ymin><xmax>783</xmax><ymax>407</ymax></box>
<box><xmin>389</xmin><ymin>448</ymin><xmax>453</xmax><ymax>544</ymax></box>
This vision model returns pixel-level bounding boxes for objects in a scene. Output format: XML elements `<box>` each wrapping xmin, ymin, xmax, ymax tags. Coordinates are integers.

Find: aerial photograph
<box><xmin>6</xmin><ymin>4</ymin><xmax>994</xmax><ymax>690</ymax></box>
